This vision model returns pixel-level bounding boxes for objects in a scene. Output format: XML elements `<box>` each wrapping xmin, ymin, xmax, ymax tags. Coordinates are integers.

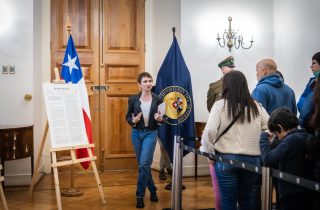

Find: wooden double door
<box><xmin>50</xmin><ymin>0</ymin><xmax>145</xmax><ymax>170</ymax></box>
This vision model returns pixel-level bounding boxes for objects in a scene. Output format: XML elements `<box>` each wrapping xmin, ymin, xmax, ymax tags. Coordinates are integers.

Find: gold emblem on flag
<box><xmin>160</xmin><ymin>86</ymin><xmax>192</xmax><ymax>125</ymax></box>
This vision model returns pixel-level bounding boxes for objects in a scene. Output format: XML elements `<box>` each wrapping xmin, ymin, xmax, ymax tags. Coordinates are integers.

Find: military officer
<box><xmin>207</xmin><ymin>56</ymin><xmax>235</xmax><ymax>112</ymax></box>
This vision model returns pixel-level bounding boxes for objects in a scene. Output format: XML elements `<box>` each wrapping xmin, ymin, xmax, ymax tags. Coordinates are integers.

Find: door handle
<box><xmin>91</xmin><ymin>85</ymin><xmax>108</xmax><ymax>91</ymax></box>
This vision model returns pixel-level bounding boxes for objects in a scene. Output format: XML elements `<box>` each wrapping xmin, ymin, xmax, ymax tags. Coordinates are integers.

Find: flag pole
<box><xmin>60</xmin><ymin>18</ymin><xmax>83</xmax><ymax>197</ymax></box>
<box><xmin>66</xmin><ymin>16</ymin><xmax>71</xmax><ymax>37</ymax></box>
<box><xmin>165</xmin><ymin>27</ymin><xmax>185</xmax><ymax>210</ymax></box>
<box><xmin>171</xmin><ymin>26</ymin><xmax>180</xmax><ymax>137</ymax></box>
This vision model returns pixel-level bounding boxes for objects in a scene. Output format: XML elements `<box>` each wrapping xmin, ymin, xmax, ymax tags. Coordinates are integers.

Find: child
<box><xmin>260</xmin><ymin>108</ymin><xmax>315</xmax><ymax>210</ymax></box>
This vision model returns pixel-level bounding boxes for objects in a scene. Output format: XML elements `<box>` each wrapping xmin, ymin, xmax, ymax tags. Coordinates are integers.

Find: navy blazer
<box><xmin>126</xmin><ymin>92</ymin><xmax>163</xmax><ymax>130</ymax></box>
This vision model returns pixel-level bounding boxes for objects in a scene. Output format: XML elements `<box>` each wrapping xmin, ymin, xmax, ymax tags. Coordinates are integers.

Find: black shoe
<box><xmin>166</xmin><ymin>168</ymin><xmax>173</xmax><ymax>175</ymax></box>
<box><xmin>164</xmin><ymin>182</ymin><xmax>186</xmax><ymax>191</ymax></box>
<box><xmin>165</xmin><ymin>183</ymin><xmax>171</xmax><ymax>190</ymax></box>
<box><xmin>150</xmin><ymin>192</ymin><xmax>158</xmax><ymax>202</ymax></box>
<box><xmin>159</xmin><ymin>170</ymin><xmax>167</xmax><ymax>180</ymax></box>
<box><xmin>136</xmin><ymin>197</ymin><xmax>144</xmax><ymax>208</ymax></box>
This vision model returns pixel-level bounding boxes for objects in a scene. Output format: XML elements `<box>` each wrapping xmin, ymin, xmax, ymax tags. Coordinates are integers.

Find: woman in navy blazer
<box><xmin>126</xmin><ymin>72</ymin><xmax>163</xmax><ymax>208</ymax></box>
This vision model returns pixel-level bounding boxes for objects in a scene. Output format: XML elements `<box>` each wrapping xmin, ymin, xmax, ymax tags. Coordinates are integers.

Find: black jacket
<box><xmin>126</xmin><ymin>92</ymin><xmax>163</xmax><ymax>130</ymax></box>
<box><xmin>260</xmin><ymin>129</ymin><xmax>314</xmax><ymax>198</ymax></box>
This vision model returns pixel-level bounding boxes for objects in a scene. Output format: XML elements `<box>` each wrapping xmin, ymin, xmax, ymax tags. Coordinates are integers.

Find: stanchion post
<box><xmin>261</xmin><ymin>166</ymin><xmax>272</xmax><ymax>210</ymax></box>
<box><xmin>170</xmin><ymin>135</ymin><xmax>183</xmax><ymax>210</ymax></box>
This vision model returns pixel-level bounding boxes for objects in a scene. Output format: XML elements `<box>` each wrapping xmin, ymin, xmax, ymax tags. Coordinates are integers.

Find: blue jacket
<box><xmin>260</xmin><ymin>129</ymin><xmax>314</xmax><ymax>198</ymax></box>
<box><xmin>297</xmin><ymin>77</ymin><xmax>316</xmax><ymax>129</ymax></box>
<box><xmin>252</xmin><ymin>74</ymin><xmax>297</xmax><ymax>115</ymax></box>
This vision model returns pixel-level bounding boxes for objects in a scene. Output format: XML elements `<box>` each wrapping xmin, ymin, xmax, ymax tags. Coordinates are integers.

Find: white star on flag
<box><xmin>62</xmin><ymin>54</ymin><xmax>79</xmax><ymax>75</ymax></box>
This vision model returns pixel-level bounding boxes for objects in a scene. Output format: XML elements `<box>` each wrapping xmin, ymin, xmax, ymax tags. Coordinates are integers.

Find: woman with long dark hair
<box><xmin>200</xmin><ymin>70</ymin><xmax>269</xmax><ymax>210</ymax></box>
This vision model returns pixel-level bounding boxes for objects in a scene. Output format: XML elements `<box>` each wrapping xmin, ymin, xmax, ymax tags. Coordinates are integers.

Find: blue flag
<box><xmin>155</xmin><ymin>37</ymin><xmax>195</xmax><ymax>162</ymax></box>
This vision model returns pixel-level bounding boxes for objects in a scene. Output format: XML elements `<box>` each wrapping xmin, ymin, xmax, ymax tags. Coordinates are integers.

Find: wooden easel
<box><xmin>28</xmin><ymin>68</ymin><xmax>106</xmax><ymax>210</ymax></box>
<box><xmin>50</xmin><ymin>144</ymin><xmax>106</xmax><ymax>210</ymax></box>
<box><xmin>0</xmin><ymin>164</ymin><xmax>8</xmax><ymax>210</ymax></box>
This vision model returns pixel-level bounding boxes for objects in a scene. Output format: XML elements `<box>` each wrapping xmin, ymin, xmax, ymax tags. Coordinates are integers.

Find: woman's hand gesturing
<box><xmin>132</xmin><ymin>112</ymin><xmax>142</xmax><ymax>124</ymax></box>
<box><xmin>154</xmin><ymin>111</ymin><xmax>163</xmax><ymax>122</ymax></box>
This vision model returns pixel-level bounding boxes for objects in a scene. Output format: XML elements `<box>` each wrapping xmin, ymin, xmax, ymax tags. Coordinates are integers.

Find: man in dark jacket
<box><xmin>260</xmin><ymin>108</ymin><xmax>315</xmax><ymax>210</ymax></box>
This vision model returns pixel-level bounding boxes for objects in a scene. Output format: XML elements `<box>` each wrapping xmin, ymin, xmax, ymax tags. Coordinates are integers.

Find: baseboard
<box><xmin>4</xmin><ymin>174</ymin><xmax>32</xmax><ymax>186</ymax></box>
<box><xmin>4</xmin><ymin>172</ymin><xmax>46</xmax><ymax>186</ymax></box>
<box><xmin>152</xmin><ymin>159</ymin><xmax>210</xmax><ymax>176</ymax></box>
<box><xmin>182</xmin><ymin>164</ymin><xmax>210</xmax><ymax>176</ymax></box>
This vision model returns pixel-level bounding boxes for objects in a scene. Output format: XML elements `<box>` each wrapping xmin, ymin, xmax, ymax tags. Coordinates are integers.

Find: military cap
<box><xmin>218</xmin><ymin>56</ymin><xmax>235</xmax><ymax>68</ymax></box>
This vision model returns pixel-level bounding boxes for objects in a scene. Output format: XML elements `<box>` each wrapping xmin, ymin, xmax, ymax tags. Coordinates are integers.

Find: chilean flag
<box><xmin>61</xmin><ymin>35</ymin><xmax>93</xmax><ymax>169</ymax></box>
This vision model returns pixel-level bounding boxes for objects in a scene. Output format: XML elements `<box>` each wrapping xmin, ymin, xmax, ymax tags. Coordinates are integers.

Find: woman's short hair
<box><xmin>268</xmin><ymin>108</ymin><xmax>299</xmax><ymax>132</ymax></box>
<box><xmin>312</xmin><ymin>52</ymin><xmax>320</xmax><ymax>64</ymax></box>
<box><xmin>137</xmin><ymin>72</ymin><xmax>153</xmax><ymax>83</ymax></box>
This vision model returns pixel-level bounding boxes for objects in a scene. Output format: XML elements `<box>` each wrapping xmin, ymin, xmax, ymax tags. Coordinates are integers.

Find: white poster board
<box><xmin>43</xmin><ymin>83</ymin><xmax>88</xmax><ymax>148</ymax></box>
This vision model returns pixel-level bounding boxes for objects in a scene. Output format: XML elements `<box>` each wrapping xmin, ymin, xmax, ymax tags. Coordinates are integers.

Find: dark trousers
<box><xmin>279</xmin><ymin>194</ymin><xmax>314</xmax><ymax>210</ymax></box>
<box><xmin>252</xmin><ymin>174</ymin><xmax>261</xmax><ymax>210</ymax></box>
<box><xmin>252</xmin><ymin>176</ymin><xmax>280</xmax><ymax>210</ymax></box>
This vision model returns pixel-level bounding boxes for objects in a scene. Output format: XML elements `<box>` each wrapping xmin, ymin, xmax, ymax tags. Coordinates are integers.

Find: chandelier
<box><xmin>216</xmin><ymin>17</ymin><xmax>254</xmax><ymax>52</ymax></box>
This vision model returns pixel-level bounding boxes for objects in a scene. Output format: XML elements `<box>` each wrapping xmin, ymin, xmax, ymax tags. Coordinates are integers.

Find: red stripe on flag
<box><xmin>76</xmin><ymin>109</ymin><xmax>94</xmax><ymax>169</ymax></box>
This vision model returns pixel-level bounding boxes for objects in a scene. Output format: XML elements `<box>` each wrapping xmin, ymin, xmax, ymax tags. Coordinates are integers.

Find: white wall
<box><xmin>146</xmin><ymin>0</ymin><xmax>181</xmax><ymax>79</ymax></box>
<box><xmin>0</xmin><ymin>0</ymin><xmax>36</xmax><ymax>185</ymax></box>
<box><xmin>181</xmin><ymin>0</ymin><xmax>273</xmax><ymax>122</ymax></box>
<box><xmin>273</xmin><ymin>0</ymin><xmax>320</xmax><ymax>99</ymax></box>
<box><xmin>0</xmin><ymin>0</ymin><xmax>34</xmax><ymax>125</ymax></box>
<box><xmin>0</xmin><ymin>0</ymin><xmax>51</xmax><ymax>184</ymax></box>
<box><xmin>35</xmin><ymin>0</ymin><xmax>52</xmax><ymax>174</ymax></box>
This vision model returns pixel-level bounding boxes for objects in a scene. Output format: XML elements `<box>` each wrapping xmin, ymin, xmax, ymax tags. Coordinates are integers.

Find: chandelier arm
<box><xmin>241</xmin><ymin>40</ymin><xmax>254</xmax><ymax>49</ymax></box>
<box><xmin>218</xmin><ymin>31</ymin><xmax>229</xmax><ymax>47</ymax></box>
<box><xmin>217</xmin><ymin>38</ymin><xmax>225</xmax><ymax>48</ymax></box>
<box><xmin>234</xmin><ymin>39</ymin><xmax>240</xmax><ymax>49</ymax></box>
<box><xmin>223</xmin><ymin>31</ymin><xmax>229</xmax><ymax>40</ymax></box>
<box><xmin>233</xmin><ymin>34</ymin><xmax>241</xmax><ymax>49</ymax></box>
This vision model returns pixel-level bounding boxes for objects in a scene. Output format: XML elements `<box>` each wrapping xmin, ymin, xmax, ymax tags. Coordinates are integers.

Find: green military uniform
<box><xmin>207</xmin><ymin>78</ymin><xmax>223</xmax><ymax>112</ymax></box>
<box><xmin>206</xmin><ymin>56</ymin><xmax>235</xmax><ymax>112</ymax></box>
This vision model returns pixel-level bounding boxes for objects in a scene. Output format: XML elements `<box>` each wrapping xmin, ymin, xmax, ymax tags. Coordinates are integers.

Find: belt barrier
<box><xmin>183</xmin><ymin>144</ymin><xmax>320</xmax><ymax>192</ymax></box>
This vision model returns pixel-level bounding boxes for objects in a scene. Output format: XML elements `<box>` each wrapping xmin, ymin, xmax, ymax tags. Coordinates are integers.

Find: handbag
<box><xmin>214</xmin><ymin>108</ymin><xmax>244</xmax><ymax>144</ymax></box>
